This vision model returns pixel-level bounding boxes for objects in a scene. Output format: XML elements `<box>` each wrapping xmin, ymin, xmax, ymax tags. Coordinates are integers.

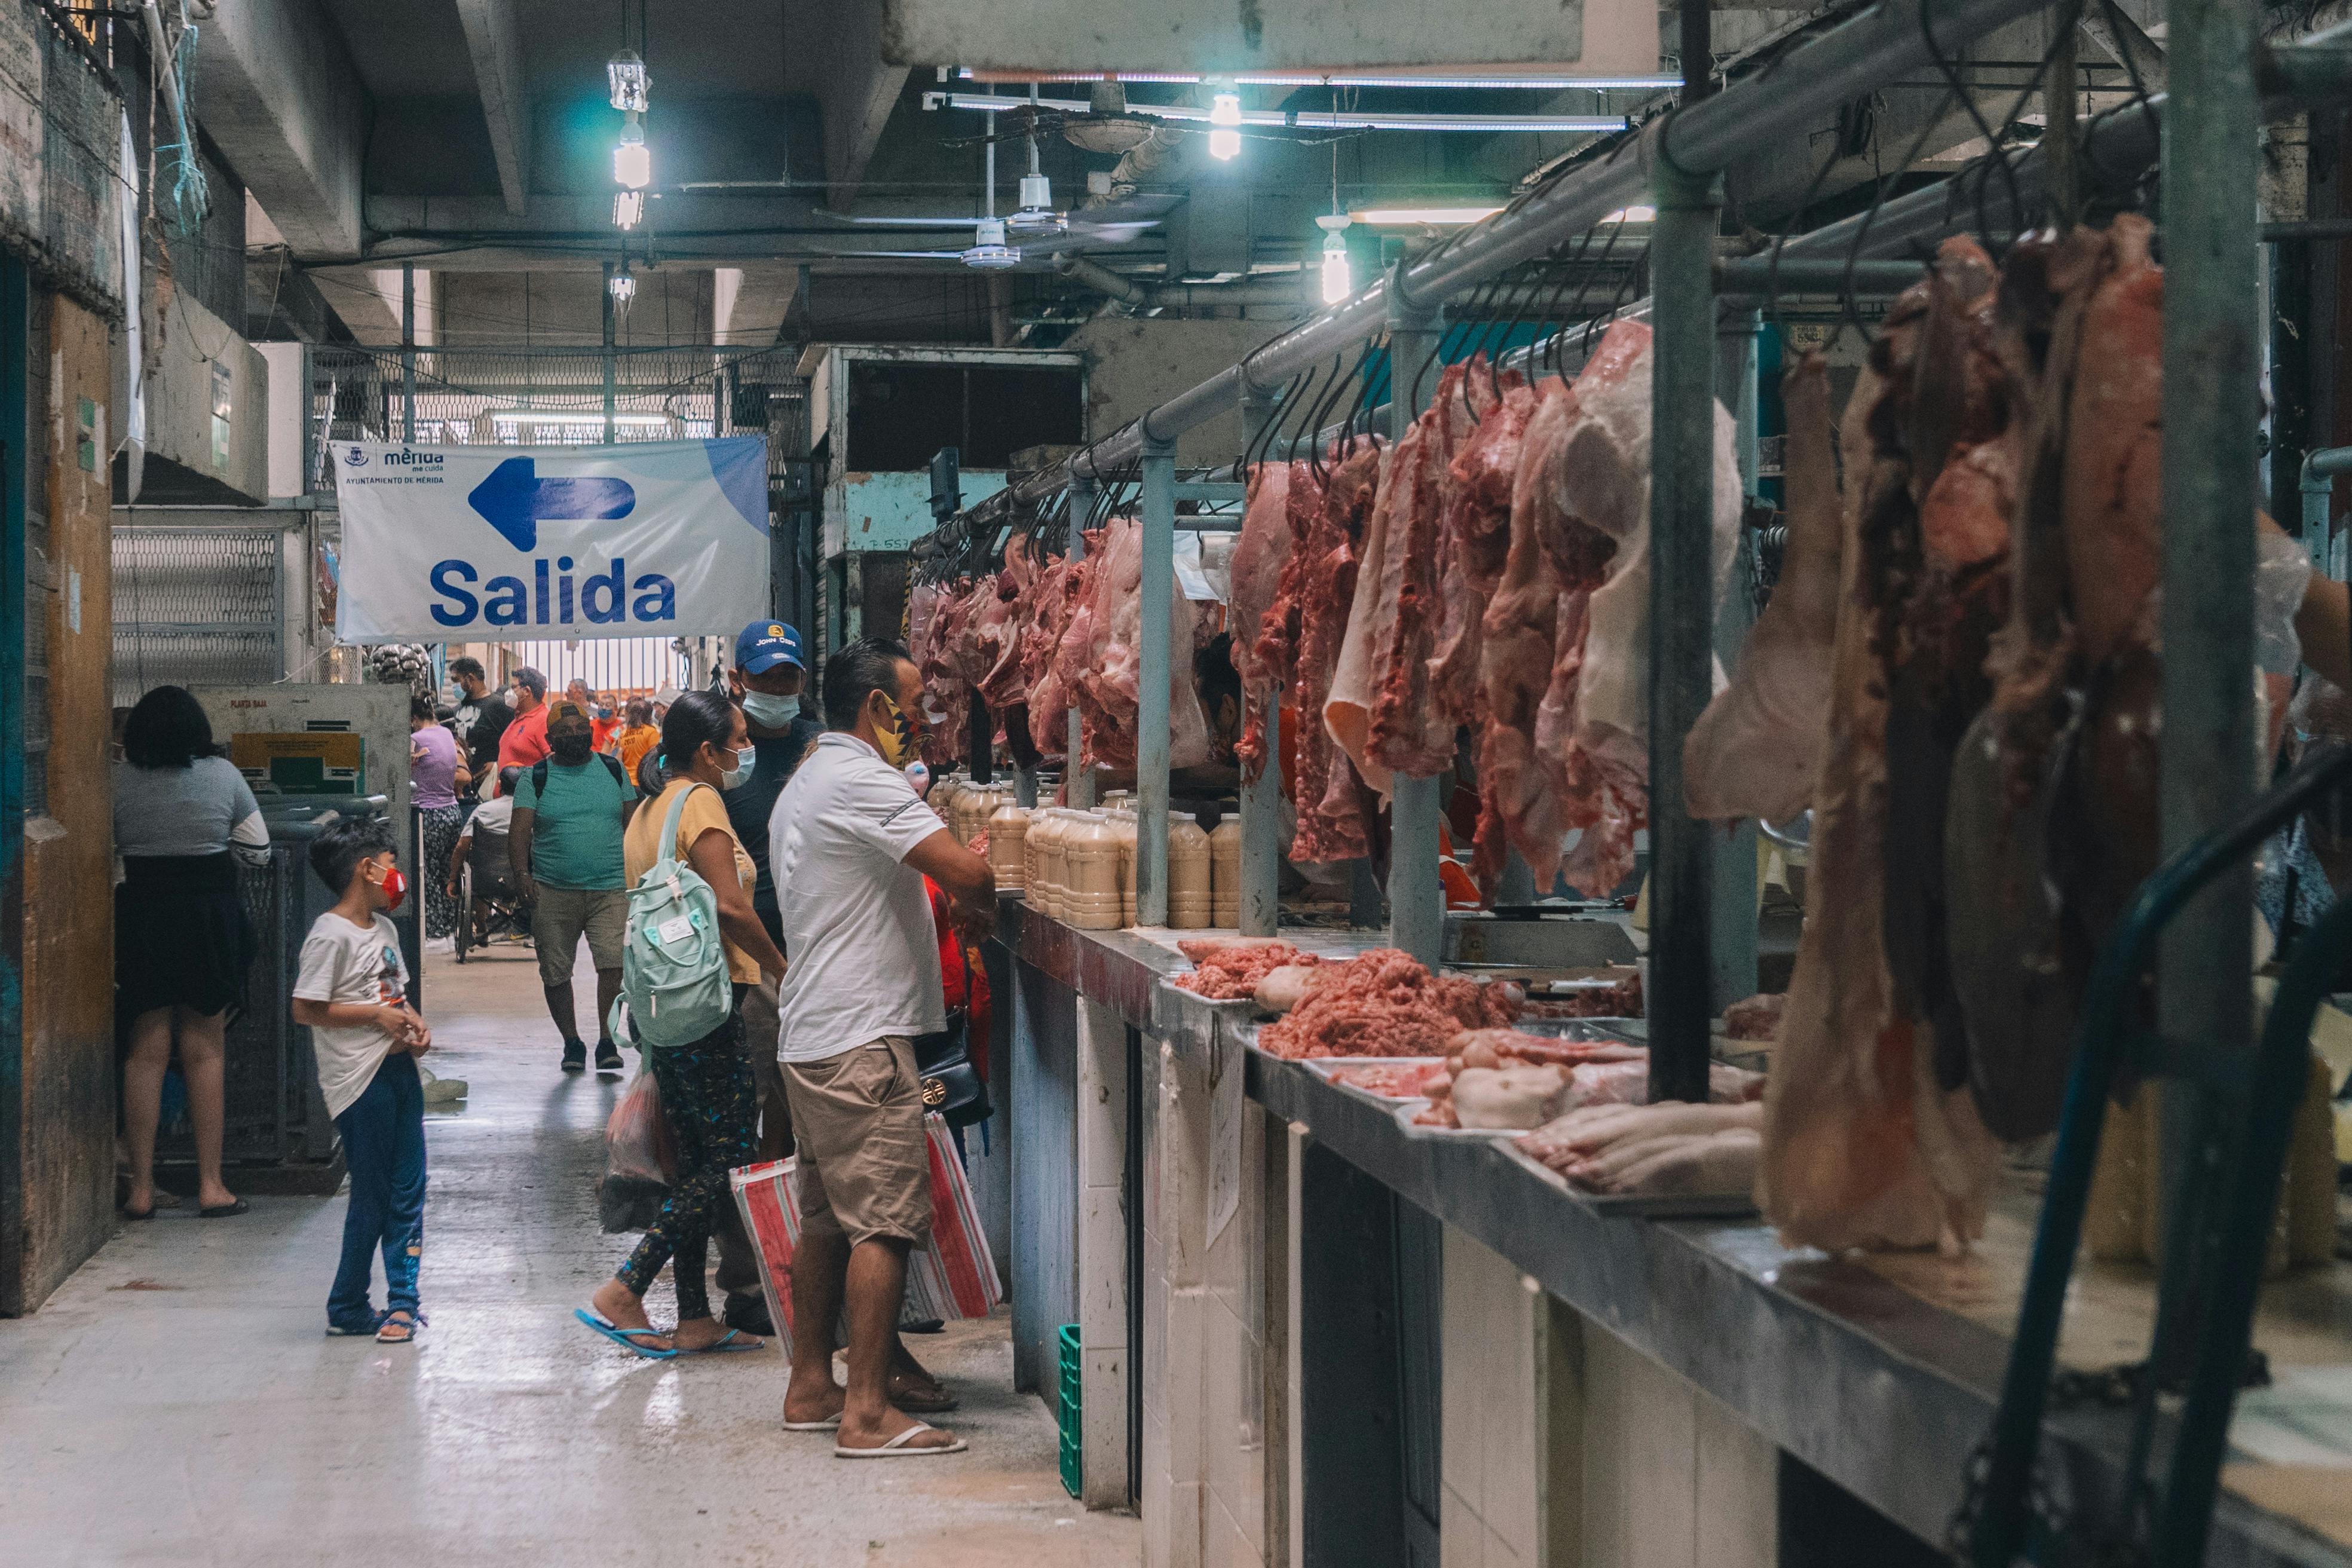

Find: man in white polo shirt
<box><xmin>770</xmin><ymin>637</ymin><xmax>994</xmax><ymax>1458</ymax></box>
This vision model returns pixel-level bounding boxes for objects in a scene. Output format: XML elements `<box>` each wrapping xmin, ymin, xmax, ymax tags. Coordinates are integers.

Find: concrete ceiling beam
<box><xmin>878</xmin><ymin>0</ymin><xmax>1659</xmax><ymax>74</ymax></box>
<box><xmin>189</xmin><ymin>0</ymin><xmax>369</xmax><ymax>259</ymax></box>
<box><xmin>454</xmin><ymin>0</ymin><xmax>535</xmax><ymax>216</ymax></box>
<box><xmin>804</xmin><ymin>0</ymin><xmax>909</xmax><ymax>207</ymax></box>
<box><xmin>713</xmin><ymin>266</ymin><xmax>802</xmax><ymax>345</ymax></box>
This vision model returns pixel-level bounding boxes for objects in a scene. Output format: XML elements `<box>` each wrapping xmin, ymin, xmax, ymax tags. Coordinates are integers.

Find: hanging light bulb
<box><xmin>1208</xmin><ymin>90</ymin><xmax>1242</xmax><ymax>161</ymax></box>
<box><xmin>609</xmin><ymin>264</ymin><xmax>636</xmax><ymax>311</ymax></box>
<box><xmin>612</xmin><ymin>188</ymin><xmax>644</xmax><ymax>229</ymax></box>
<box><xmin>613</xmin><ymin>117</ymin><xmax>651</xmax><ymax>190</ymax></box>
<box><xmin>1316</xmin><ymin>215</ymin><xmax>1352</xmax><ymax>304</ymax></box>
<box><xmin>607</xmin><ymin>48</ymin><xmax>649</xmax><ymax>112</ymax></box>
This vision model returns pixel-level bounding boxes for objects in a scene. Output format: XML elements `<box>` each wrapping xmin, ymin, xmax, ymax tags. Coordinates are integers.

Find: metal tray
<box><xmin>1500</xmin><ymin>1138</ymin><xmax>1760</xmax><ymax>1220</ymax></box>
<box><xmin>1300</xmin><ymin>1056</ymin><xmax>1447</xmax><ymax>1107</ymax></box>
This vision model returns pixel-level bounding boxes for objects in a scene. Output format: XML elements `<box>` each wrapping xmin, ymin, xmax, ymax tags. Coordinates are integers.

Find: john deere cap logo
<box><xmin>921</xmin><ymin>1077</ymin><xmax>947</xmax><ymax>1107</ymax></box>
<box><xmin>768</xmin><ymin>624</ymin><xmax>785</xmax><ymax>638</ymax></box>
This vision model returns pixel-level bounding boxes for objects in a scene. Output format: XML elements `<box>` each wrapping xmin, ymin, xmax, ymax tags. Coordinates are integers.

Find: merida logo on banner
<box><xmin>425</xmin><ymin>455</ymin><xmax>673</xmax><ymax>628</ymax></box>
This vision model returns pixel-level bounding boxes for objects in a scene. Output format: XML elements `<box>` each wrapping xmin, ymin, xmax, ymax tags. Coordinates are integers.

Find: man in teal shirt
<box><xmin>510</xmin><ymin>699</ymin><xmax>637</xmax><ymax>1071</ymax></box>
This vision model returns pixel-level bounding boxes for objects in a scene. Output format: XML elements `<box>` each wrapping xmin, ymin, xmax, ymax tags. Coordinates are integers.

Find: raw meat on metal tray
<box><xmin>1256</xmin><ymin>948</ymin><xmax>1518</xmax><ymax>1059</ymax></box>
<box><xmin>1171</xmin><ymin>938</ymin><xmax>1318</xmax><ymax>1001</ymax></box>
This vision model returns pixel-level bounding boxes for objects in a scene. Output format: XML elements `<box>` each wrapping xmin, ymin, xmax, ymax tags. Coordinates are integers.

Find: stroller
<box><xmin>452</xmin><ymin>813</ymin><xmax>535</xmax><ymax>962</ymax></box>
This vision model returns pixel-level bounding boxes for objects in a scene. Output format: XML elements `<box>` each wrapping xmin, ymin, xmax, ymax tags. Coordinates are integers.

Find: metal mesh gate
<box><xmin>112</xmin><ymin>528</ymin><xmax>286</xmax><ymax>706</ymax></box>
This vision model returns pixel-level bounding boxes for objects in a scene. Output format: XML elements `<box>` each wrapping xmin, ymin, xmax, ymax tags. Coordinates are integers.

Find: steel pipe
<box><xmin>1136</xmin><ymin>438</ymin><xmax>1177</xmax><ymax>926</ymax></box>
<box><xmin>1386</xmin><ymin>272</ymin><xmax>1446</xmax><ymax>967</ymax></box>
<box><xmin>1645</xmin><ymin>154</ymin><xmax>1721</xmax><ymax>1109</ymax></box>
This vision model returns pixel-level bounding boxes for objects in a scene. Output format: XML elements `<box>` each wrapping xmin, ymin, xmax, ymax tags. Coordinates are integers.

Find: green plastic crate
<box><xmin>1056</xmin><ymin>1323</ymin><xmax>1083</xmax><ymax>1497</ymax></box>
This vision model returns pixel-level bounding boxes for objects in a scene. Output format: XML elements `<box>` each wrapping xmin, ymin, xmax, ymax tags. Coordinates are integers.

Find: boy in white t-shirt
<box><xmin>292</xmin><ymin>817</ymin><xmax>434</xmax><ymax>1343</ymax></box>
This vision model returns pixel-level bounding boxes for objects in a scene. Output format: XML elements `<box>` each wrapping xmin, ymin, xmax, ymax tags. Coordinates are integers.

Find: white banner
<box><xmin>332</xmin><ymin>437</ymin><xmax>770</xmax><ymax>642</ymax></box>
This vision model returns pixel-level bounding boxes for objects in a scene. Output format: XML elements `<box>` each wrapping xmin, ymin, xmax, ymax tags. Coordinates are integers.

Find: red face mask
<box><xmin>376</xmin><ymin>865</ymin><xmax>409</xmax><ymax>911</ymax></box>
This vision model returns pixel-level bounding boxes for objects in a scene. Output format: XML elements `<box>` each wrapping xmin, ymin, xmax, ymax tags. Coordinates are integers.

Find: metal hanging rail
<box><xmin>1057</xmin><ymin>0</ymin><xmax>2059</xmax><ymax>489</ymax></box>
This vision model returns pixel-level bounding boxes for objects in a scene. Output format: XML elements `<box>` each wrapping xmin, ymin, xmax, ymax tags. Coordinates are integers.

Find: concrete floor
<box><xmin>0</xmin><ymin>943</ymin><xmax>1140</xmax><ymax>1568</ymax></box>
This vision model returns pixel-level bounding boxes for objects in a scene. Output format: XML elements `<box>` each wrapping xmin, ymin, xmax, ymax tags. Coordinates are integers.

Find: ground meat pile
<box><xmin>1257</xmin><ymin>949</ymin><xmax>1520</xmax><ymax>1059</ymax></box>
<box><xmin>1172</xmin><ymin>939</ymin><xmax>1321</xmax><ymax>1001</ymax></box>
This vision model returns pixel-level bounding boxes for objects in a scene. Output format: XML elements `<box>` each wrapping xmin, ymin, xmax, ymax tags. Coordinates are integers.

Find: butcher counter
<box><xmin>988</xmin><ymin>893</ymin><xmax>2352</xmax><ymax>1568</ymax></box>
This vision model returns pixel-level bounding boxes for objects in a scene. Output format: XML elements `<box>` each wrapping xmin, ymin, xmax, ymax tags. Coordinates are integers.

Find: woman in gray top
<box><xmin>114</xmin><ymin>686</ymin><xmax>270</xmax><ymax>1220</ymax></box>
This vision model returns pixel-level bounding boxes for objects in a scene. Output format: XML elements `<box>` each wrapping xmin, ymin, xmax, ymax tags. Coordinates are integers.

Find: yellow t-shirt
<box><xmin>624</xmin><ymin>780</ymin><xmax>761</xmax><ymax>984</ymax></box>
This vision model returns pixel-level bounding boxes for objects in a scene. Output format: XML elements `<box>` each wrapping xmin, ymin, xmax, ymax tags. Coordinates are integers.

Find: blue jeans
<box><xmin>328</xmin><ymin>1051</ymin><xmax>427</xmax><ymax>1328</ymax></box>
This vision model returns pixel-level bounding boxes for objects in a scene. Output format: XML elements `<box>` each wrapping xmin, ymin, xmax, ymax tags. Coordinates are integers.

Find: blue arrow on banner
<box><xmin>467</xmin><ymin>457</ymin><xmax>636</xmax><ymax>550</ymax></box>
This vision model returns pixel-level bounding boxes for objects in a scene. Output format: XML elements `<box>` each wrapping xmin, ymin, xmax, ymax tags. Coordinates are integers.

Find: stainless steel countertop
<box><xmin>990</xmin><ymin>896</ymin><xmax>2352</xmax><ymax>1568</ymax></box>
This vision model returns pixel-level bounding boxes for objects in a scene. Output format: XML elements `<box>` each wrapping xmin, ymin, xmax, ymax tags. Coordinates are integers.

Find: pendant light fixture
<box><xmin>961</xmin><ymin>88</ymin><xmax>1018</xmax><ymax>268</ymax></box>
<box><xmin>610</xmin><ymin>1</ymin><xmax>651</xmax><ymax>226</ymax></box>
<box><xmin>609</xmin><ymin>261</ymin><xmax>637</xmax><ymax>312</ymax></box>
<box><xmin>1007</xmin><ymin>82</ymin><xmax>1065</xmax><ymax>238</ymax></box>
<box><xmin>1317</xmin><ymin>140</ymin><xmax>1350</xmax><ymax>304</ymax></box>
<box><xmin>1208</xmin><ymin>87</ymin><xmax>1242</xmax><ymax>160</ymax></box>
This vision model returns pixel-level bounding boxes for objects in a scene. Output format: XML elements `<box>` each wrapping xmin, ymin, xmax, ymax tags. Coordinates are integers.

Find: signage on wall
<box><xmin>331</xmin><ymin>437</ymin><xmax>771</xmax><ymax>642</ymax></box>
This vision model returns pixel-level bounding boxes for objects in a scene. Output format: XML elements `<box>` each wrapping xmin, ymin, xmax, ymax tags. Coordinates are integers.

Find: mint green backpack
<box><xmin>610</xmin><ymin>783</ymin><xmax>733</xmax><ymax>1049</ymax></box>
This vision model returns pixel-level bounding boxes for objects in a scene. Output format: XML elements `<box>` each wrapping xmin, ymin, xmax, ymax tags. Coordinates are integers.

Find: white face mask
<box><xmin>740</xmin><ymin>691</ymin><xmax>798</xmax><ymax>730</ymax></box>
<box><xmin>720</xmin><ymin>746</ymin><xmax>757</xmax><ymax>789</ymax></box>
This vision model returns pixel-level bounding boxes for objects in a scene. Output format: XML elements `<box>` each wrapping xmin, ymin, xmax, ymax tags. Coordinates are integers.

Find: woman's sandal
<box><xmin>573</xmin><ymin>1307</ymin><xmax>676</xmax><ymax>1359</ymax></box>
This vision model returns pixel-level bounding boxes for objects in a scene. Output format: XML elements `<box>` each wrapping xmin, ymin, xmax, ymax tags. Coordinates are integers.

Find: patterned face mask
<box><xmin>872</xmin><ymin>691</ymin><xmax>921</xmax><ymax>768</ymax></box>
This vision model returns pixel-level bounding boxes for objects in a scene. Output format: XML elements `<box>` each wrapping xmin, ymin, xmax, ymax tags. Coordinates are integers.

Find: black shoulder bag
<box><xmin>911</xmin><ymin>944</ymin><xmax>993</xmax><ymax>1129</ymax></box>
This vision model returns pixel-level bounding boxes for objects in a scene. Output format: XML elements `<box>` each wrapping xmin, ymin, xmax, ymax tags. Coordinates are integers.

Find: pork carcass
<box><xmin>1430</xmin><ymin>365</ymin><xmax>1538</xmax><ymax>730</ymax></box>
<box><xmin>975</xmin><ymin>540</ymin><xmax>1033</xmax><ymax>713</ymax></box>
<box><xmin>1229</xmin><ymin>463</ymin><xmax>1295</xmax><ymax>780</ymax></box>
<box><xmin>1291</xmin><ymin>443</ymin><xmax>1381</xmax><ymax>863</ymax></box>
<box><xmin>1684</xmin><ymin>351</ymin><xmax>1842</xmax><ymax>822</ymax></box>
<box><xmin>1472</xmin><ymin>381</ymin><xmax>1577</xmax><ymax>889</ymax></box>
<box><xmin>1760</xmin><ymin>264</ymin><xmax>1999</xmax><ymax>1254</ymax></box>
<box><xmin>1368</xmin><ymin>366</ymin><xmax>1472</xmax><ymax>780</ymax></box>
<box><xmin>1542</xmin><ymin>320</ymin><xmax>1743</xmax><ymax>897</ymax></box>
<box><xmin>1064</xmin><ymin>516</ymin><xmax>1214</xmax><ymax>773</ymax></box>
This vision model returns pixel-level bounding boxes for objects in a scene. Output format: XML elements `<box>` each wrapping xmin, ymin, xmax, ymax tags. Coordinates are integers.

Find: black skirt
<box><xmin>116</xmin><ymin>853</ymin><xmax>257</xmax><ymax>1021</ymax></box>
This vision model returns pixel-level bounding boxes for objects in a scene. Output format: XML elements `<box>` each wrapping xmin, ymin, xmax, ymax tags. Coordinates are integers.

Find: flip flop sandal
<box><xmin>573</xmin><ymin>1307</ymin><xmax>677</xmax><ymax>1359</ymax></box>
<box><xmin>376</xmin><ymin>1311</ymin><xmax>425</xmax><ymax>1344</ymax></box>
<box><xmin>888</xmin><ymin>1380</ymin><xmax>960</xmax><ymax>1413</ymax></box>
<box><xmin>676</xmin><ymin>1328</ymin><xmax>763</xmax><ymax>1355</ymax></box>
<box><xmin>197</xmin><ymin>1198</ymin><xmax>250</xmax><ymax>1218</ymax></box>
<box><xmin>782</xmin><ymin>1413</ymin><xmax>844</xmax><ymax>1431</ymax></box>
<box><xmin>835</xmin><ymin>1422</ymin><xmax>969</xmax><ymax>1459</ymax></box>
<box><xmin>326</xmin><ymin>1314</ymin><xmax>387</xmax><ymax>1338</ymax></box>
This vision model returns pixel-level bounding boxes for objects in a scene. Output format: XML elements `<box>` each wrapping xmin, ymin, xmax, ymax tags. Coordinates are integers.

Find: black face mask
<box><xmin>549</xmin><ymin>732</ymin><xmax>594</xmax><ymax>763</ymax></box>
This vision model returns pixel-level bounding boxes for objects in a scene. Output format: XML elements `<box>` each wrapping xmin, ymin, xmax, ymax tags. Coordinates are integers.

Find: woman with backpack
<box><xmin>577</xmin><ymin>690</ymin><xmax>788</xmax><ymax>1357</ymax></box>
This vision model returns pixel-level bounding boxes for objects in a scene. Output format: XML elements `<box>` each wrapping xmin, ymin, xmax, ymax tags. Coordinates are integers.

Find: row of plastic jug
<box><xmin>1016</xmin><ymin>802</ymin><xmax>1241</xmax><ymax>929</ymax></box>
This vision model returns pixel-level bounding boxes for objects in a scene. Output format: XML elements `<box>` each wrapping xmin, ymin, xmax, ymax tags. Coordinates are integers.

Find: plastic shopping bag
<box><xmin>598</xmin><ymin>1063</ymin><xmax>675</xmax><ymax>1233</ymax></box>
<box><xmin>728</xmin><ymin>1113</ymin><xmax>1003</xmax><ymax>1362</ymax></box>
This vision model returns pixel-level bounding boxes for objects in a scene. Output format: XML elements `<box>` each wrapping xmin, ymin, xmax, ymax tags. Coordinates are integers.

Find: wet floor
<box><xmin>0</xmin><ymin>943</ymin><xmax>1139</xmax><ymax>1567</ymax></box>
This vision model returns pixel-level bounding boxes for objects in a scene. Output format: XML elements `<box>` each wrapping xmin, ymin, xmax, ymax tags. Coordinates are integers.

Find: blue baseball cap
<box><xmin>736</xmin><ymin>620</ymin><xmax>804</xmax><ymax>675</ymax></box>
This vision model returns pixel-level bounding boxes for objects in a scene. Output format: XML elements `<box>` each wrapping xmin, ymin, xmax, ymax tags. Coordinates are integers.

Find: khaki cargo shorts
<box><xmin>531</xmin><ymin>884</ymin><xmax>626</xmax><ymax>986</ymax></box>
<box><xmin>781</xmin><ymin>1037</ymin><xmax>932</xmax><ymax>1250</ymax></box>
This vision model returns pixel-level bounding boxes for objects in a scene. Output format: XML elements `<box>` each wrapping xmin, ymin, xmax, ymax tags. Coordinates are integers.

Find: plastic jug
<box><xmin>988</xmin><ymin>803</ymin><xmax>1031</xmax><ymax>892</ymax></box>
<box><xmin>1107</xmin><ymin>808</ymin><xmax>1139</xmax><ymax>929</ymax></box>
<box><xmin>1036</xmin><ymin>810</ymin><xmax>1067</xmax><ymax>920</ymax></box>
<box><xmin>1209</xmin><ymin>811</ymin><xmax>1242</xmax><ymax>927</ymax></box>
<box><xmin>1067</xmin><ymin>813</ymin><xmax>1122</xmax><ymax>930</ymax></box>
<box><xmin>1168</xmin><ymin>816</ymin><xmax>1212</xmax><ymax>929</ymax></box>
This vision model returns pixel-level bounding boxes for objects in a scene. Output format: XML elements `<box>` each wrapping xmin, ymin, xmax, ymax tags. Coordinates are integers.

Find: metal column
<box><xmin>2155</xmin><ymin>0</ymin><xmax>2260</xmax><ymax>1269</ymax></box>
<box><xmin>1137</xmin><ymin>437</ymin><xmax>1177</xmax><ymax>925</ymax></box>
<box><xmin>1711</xmin><ymin>308</ymin><xmax>1760</xmax><ymax>1008</ymax></box>
<box><xmin>400</xmin><ymin>264</ymin><xmax>416</xmax><ymax>443</ymax></box>
<box><xmin>601</xmin><ymin>262</ymin><xmax>618</xmax><ymax>445</ymax></box>
<box><xmin>1645</xmin><ymin>152</ymin><xmax>1722</xmax><ymax>1107</ymax></box>
<box><xmin>1067</xmin><ymin>477</ymin><xmax>1096</xmax><ymax>808</ymax></box>
<box><xmin>1387</xmin><ymin>274</ymin><xmax>1444</xmax><ymax>966</ymax></box>
<box><xmin>1239</xmin><ymin>387</ymin><xmax>1285</xmax><ymax>936</ymax></box>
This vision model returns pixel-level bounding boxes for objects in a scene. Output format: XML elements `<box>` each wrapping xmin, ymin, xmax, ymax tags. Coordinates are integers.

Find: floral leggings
<box><xmin>616</xmin><ymin>997</ymin><xmax>758</xmax><ymax>1321</ymax></box>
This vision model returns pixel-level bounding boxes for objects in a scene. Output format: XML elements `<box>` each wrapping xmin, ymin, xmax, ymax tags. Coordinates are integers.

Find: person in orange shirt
<box><xmin>614</xmin><ymin>697</ymin><xmax>660</xmax><ymax>781</ymax></box>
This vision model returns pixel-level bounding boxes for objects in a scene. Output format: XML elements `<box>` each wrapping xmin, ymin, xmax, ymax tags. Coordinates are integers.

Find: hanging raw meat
<box><xmin>975</xmin><ymin>534</ymin><xmax>1034</xmax><ymax>713</ymax></box>
<box><xmin>1473</xmin><ymin>379</ymin><xmax>1577</xmax><ymax>889</ymax></box>
<box><xmin>1431</xmin><ymin>363</ymin><xmax>1537</xmax><ymax>730</ymax></box>
<box><xmin>1327</xmin><ymin>440</ymin><xmax>1405</xmax><ymax>795</ymax></box>
<box><xmin>1761</xmin><ymin>346</ymin><xmax>1969</xmax><ymax>1254</ymax></box>
<box><xmin>1058</xmin><ymin>515</ymin><xmax>1214</xmax><ymax>773</ymax></box>
<box><xmin>1291</xmin><ymin>442</ymin><xmax>1381</xmax><ymax>863</ymax></box>
<box><xmin>1368</xmin><ymin>365</ymin><xmax>1472</xmax><ymax>781</ymax></box>
<box><xmin>1229</xmin><ymin>462</ymin><xmax>1295</xmax><ymax>780</ymax></box>
<box><xmin>1684</xmin><ymin>350</ymin><xmax>1842</xmax><ymax>823</ymax></box>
